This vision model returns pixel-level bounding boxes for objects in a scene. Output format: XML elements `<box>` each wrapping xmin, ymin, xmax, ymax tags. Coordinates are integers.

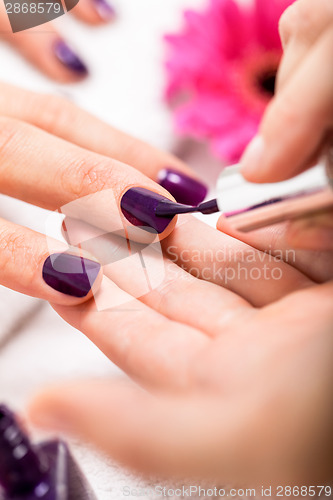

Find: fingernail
<box><xmin>42</xmin><ymin>253</ymin><xmax>101</xmax><ymax>297</ymax></box>
<box><xmin>240</xmin><ymin>135</ymin><xmax>265</xmax><ymax>178</ymax></box>
<box><xmin>92</xmin><ymin>0</ymin><xmax>115</xmax><ymax>21</ymax></box>
<box><xmin>157</xmin><ymin>168</ymin><xmax>208</xmax><ymax>206</ymax></box>
<box><xmin>121</xmin><ymin>188</ymin><xmax>175</xmax><ymax>234</ymax></box>
<box><xmin>53</xmin><ymin>40</ymin><xmax>89</xmax><ymax>76</ymax></box>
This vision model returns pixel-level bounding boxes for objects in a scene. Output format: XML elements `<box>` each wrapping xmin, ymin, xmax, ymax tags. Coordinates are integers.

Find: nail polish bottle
<box><xmin>0</xmin><ymin>405</ymin><xmax>97</xmax><ymax>500</ymax></box>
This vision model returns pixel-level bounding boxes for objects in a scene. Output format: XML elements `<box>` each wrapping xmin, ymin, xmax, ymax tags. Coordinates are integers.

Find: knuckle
<box><xmin>295</xmin><ymin>1</ymin><xmax>318</xmax><ymax>38</ymax></box>
<box><xmin>280</xmin><ymin>0</ymin><xmax>333</xmax><ymax>46</ymax></box>
<box><xmin>0</xmin><ymin>226</ymin><xmax>38</xmax><ymax>286</ymax></box>
<box><xmin>59</xmin><ymin>156</ymin><xmax>116</xmax><ymax>200</ymax></box>
<box><xmin>279</xmin><ymin>4</ymin><xmax>298</xmax><ymax>46</ymax></box>
<box><xmin>299</xmin><ymin>0</ymin><xmax>333</xmax><ymax>30</ymax></box>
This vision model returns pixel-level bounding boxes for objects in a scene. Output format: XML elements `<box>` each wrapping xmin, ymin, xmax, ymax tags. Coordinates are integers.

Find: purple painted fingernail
<box><xmin>92</xmin><ymin>0</ymin><xmax>115</xmax><ymax>21</ymax></box>
<box><xmin>157</xmin><ymin>168</ymin><xmax>208</xmax><ymax>206</ymax></box>
<box><xmin>53</xmin><ymin>40</ymin><xmax>89</xmax><ymax>76</ymax></box>
<box><xmin>42</xmin><ymin>253</ymin><xmax>100</xmax><ymax>297</ymax></box>
<box><xmin>121</xmin><ymin>188</ymin><xmax>175</xmax><ymax>234</ymax></box>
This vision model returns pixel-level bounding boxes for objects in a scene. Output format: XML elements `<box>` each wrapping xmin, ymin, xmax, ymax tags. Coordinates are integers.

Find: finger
<box><xmin>277</xmin><ymin>0</ymin><xmax>333</xmax><ymax>91</ymax></box>
<box><xmin>29</xmin><ymin>358</ymin><xmax>333</xmax><ymax>485</ymax></box>
<box><xmin>62</xmin><ymin>213</ymin><xmax>313</xmax><ymax>312</ymax></box>
<box><xmin>70</xmin><ymin>0</ymin><xmax>116</xmax><ymax>24</ymax></box>
<box><xmin>0</xmin><ymin>217</ymin><xmax>102</xmax><ymax>304</ymax></box>
<box><xmin>278</xmin><ymin>0</ymin><xmax>333</xmax><ymax>51</ymax></box>
<box><xmin>0</xmin><ymin>116</ymin><xmax>178</xmax><ymax>242</ymax></box>
<box><xmin>216</xmin><ymin>216</ymin><xmax>333</xmax><ymax>283</ymax></box>
<box><xmin>109</xmin><ymin>257</ymin><xmax>253</xmax><ymax>338</ymax></box>
<box><xmin>29</xmin><ymin>381</ymin><xmax>240</xmax><ymax>480</ymax></box>
<box><xmin>62</xmin><ymin>217</ymin><xmax>253</xmax><ymax>337</ymax></box>
<box><xmin>52</xmin><ymin>275</ymin><xmax>209</xmax><ymax>389</ymax></box>
<box><xmin>240</xmin><ymin>28</ymin><xmax>333</xmax><ymax>182</ymax></box>
<box><xmin>0</xmin><ymin>83</ymin><xmax>208</xmax><ymax>206</ymax></box>
<box><xmin>30</xmin><ymin>285</ymin><xmax>333</xmax><ymax>481</ymax></box>
<box><xmin>162</xmin><ymin>217</ymin><xmax>313</xmax><ymax>307</ymax></box>
<box><xmin>286</xmin><ymin>211</ymin><xmax>333</xmax><ymax>250</ymax></box>
<box><xmin>0</xmin><ymin>7</ymin><xmax>89</xmax><ymax>82</ymax></box>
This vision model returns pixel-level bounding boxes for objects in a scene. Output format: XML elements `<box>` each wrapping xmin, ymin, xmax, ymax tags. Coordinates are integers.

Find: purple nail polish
<box><xmin>155</xmin><ymin>198</ymin><xmax>219</xmax><ymax>217</ymax></box>
<box><xmin>157</xmin><ymin>168</ymin><xmax>208</xmax><ymax>206</ymax></box>
<box><xmin>53</xmin><ymin>40</ymin><xmax>88</xmax><ymax>76</ymax></box>
<box><xmin>0</xmin><ymin>404</ymin><xmax>97</xmax><ymax>500</ymax></box>
<box><xmin>92</xmin><ymin>0</ymin><xmax>115</xmax><ymax>21</ymax></box>
<box><xmin>121</xmin><ymin>188</ymin><xmax>175</xmax><ymax>234</ymax></box>
<box><xmin>42</xmin><ymin>253</ymin><xmax>100</xmax><ymax>298</ymax></box>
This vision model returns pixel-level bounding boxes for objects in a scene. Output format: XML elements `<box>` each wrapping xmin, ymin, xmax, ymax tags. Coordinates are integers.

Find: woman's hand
<box><xmin>20</xmin><ymin>0</ymin><xmax>333</xmax><ymax>485</ymax></box>
<box><xmin>239</xmin><ymin>0</ymin><xmax>333</xmax><ymax>250</ymax></box>
<box><xmin>28</xmin><ymin>215</ymin><xmax>333</xmax><ymax>485</ymax></box>
<box><xmin>0</xmin><ymin>81</ymin><xmax>207</xmax><ymax>304</ymax></box>
<box><xmin>0</xmin><ymin>0</ymin><xmax>115</xmax><ymax>82</ymax></box>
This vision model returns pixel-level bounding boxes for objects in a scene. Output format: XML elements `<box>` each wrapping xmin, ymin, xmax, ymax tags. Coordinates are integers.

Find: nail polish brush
<box><xmin>156</xmin><ymin>153</ymin><xmax>333</xmax><ymax>232</ymax></box>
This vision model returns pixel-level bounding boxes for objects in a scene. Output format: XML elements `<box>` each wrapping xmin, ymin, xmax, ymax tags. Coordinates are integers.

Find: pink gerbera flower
<box><xmin>165</xmin><ymin>0</ymin><xmax>295</xmax><ymax>163</ymax></box>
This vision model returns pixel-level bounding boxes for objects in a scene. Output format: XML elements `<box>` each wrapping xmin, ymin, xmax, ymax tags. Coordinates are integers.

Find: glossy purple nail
<box><xmin>53</xmin><ymin>40</ymin><xmax>88</xmax><ymax>76</ymax></box>
<box><xmin>42</xmin><ymin>253</ymin><xmax>100</xmax><ymax>298</ymax></box>
<box><xmin>121</xmin><ymin>188</ymin><xmax>175</xmax><ymax>234</ymax></box>
<box><xmin>92</xmin><ymin>0</ymin><xmax>115</xmax><ymax>21</ymax></box>
<box><xmin>157</xmin><ymin>168</ymin><xmax>208</xmax><ymax>206</ymax></box>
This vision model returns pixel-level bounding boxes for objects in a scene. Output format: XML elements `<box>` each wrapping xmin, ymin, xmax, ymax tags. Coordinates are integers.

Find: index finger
<box><xmin>0</xmin><ymin>83</ymin><xmax>208</xmax><ymax>207</ymax></box>
<box><xmin>0</xmin><ymin>116</ymin><xmax>178</xmax><ymax>242</ymax></box>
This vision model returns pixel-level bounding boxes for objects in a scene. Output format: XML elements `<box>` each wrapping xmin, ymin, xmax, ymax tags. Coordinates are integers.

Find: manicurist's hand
<box><xmin>0</xmin><ymin>81</ymin><xmax>207</xmax><ymax>304</ymax></box>
<box><xmin>28</xmin><ymin>212</ymin><xmax>333</xmax><ymax>486</ymax></box>
<box><xmin>0</xmin><ymin>0</ymin><xmax>115</xmax><ymax>82</ymax></box>
<box><xmin>239</xmin><ymin>0</ymin><xmax>333</xmax><ymax>250</ymax></box>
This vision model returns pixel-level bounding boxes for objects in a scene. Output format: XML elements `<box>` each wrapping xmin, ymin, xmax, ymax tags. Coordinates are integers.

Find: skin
<box><xmin>0</xmin><ymin>80</ymin><xmax>193</xmax><ymax>304</ymax></box>
<box><xmin>239</xmin><ymin>0</ymin><xmax>333</xmax><ymax>250</ymax></box>
<box><xmin>28</xmin><ymin>215</ymin><xmax>333</xmax><ymax>485</ymax></box>
<box><xmin>0</xmin><ymin>0</ymin><xmax>332</xmax><ymax>484</ymax></box>
<box><xmin>0</xmin><ymin>0</ymin><xmax>114</xmax><ymax>83</ymax></box>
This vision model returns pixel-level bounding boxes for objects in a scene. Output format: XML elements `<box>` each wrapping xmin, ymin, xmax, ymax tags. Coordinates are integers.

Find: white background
<box><xmin>0</xmin><ymin>0</ymin><xmax>206</xmax><ymax>149</ymax></box>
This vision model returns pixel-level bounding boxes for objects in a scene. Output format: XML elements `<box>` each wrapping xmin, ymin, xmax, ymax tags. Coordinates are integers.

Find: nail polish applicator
<box><xmin>156</xmin><ymin>154</ymin><xmax>333</xmax><ymax>232</ymax></box>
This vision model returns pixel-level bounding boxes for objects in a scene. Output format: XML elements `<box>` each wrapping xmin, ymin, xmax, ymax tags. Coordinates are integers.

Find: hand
<box><xmin>239</xmin><ymin>0</ymin><xmax>333</xmax><ymax>250</ymax></box>
<box><xmin>0</xmin><ymin>81</ymin><xmax>206</xmax><ymax>304</ymax></box>
<box><xmin>28</xmin><ymin>215</ymin><xmax>333</xmax><ymax>485</ymax></box>
<box><xmin>0</xmin><ymin>0</ymin><xmax>115</xmax><ymax>82</ymax></box>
